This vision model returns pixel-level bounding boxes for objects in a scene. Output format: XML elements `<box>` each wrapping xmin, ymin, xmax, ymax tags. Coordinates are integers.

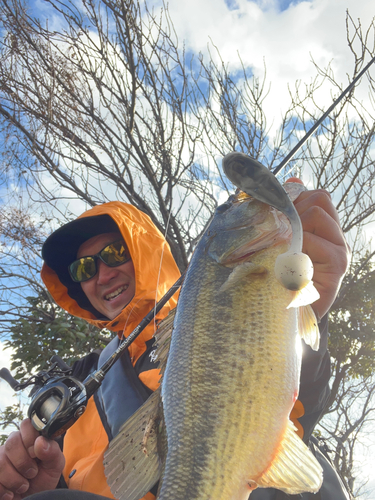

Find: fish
<box><xmin>104</xmin><ymin>159</ymin><xmax>323</xmax><ymax>500</ymax></box>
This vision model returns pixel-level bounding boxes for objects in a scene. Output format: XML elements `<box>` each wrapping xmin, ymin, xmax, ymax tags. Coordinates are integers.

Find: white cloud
<box><xmin>152</xmin><ymin>0</ymin><xmax>375</xmax><ymax>131</ymax></box>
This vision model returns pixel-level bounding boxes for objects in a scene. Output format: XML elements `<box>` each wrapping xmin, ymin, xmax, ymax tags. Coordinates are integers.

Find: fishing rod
<box><xmin>0</xmin><ymin>272</ymin><xmax>185</xmax><ymax>438</ymax></box>
<box><xmin>273</xmin><ymin>53</ymin><xmax>375</xmax><ymax>176</ymax></box>
<box><xmin>223</xmin><ymin>54</ymin><xmax>375</xmax><ymax>205</ymax></box>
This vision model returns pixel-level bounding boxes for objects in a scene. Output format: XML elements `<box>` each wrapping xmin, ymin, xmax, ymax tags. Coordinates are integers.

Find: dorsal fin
<box><xmin>104</xmin><ymin>389</ymin><xmax>163</xmax><ymax>500</ymax></box>
<box><xmin>104</xmin><ymin>311</ymin><xmax>175</xmax><ymax>500</ymax></box>
<box><xmin>152</xmin><ymin>308</ymin><xmax>176</xmax><ymax>378</ymax></box>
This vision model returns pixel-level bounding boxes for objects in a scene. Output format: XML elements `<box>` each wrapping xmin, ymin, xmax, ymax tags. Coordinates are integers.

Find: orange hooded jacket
<box><xmin>41</xmin><ymin>202</ymin><xmax>181</xmax><ymax>499</ymax></box>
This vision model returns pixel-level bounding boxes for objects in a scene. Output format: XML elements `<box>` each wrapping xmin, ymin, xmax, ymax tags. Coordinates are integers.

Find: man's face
<box><xmin>77</xmin><ymin>232</ymin><xmax>136</xmax><ymax>320</ymax></box>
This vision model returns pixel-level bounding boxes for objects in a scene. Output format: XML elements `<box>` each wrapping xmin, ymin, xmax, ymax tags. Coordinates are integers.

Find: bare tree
<box><xmin>316</xmin><ymin>254</ymin><xmax>375</xmax><ymax>498</ymax></box>
<box><xmin>1</xmin><ymin>0</ymin><xmax>375</xmax><ymax>494</ymax></box>
<box><xmin>318</xmin><ymin>376</ymin><xmax>375</xmax><ymax>498</ymax></box>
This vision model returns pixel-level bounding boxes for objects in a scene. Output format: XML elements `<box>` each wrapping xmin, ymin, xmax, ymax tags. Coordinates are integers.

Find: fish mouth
<box><xmin>104</xmin><ymin>285</ymin><xmax>129</xmax><ymax>301</ymax></box>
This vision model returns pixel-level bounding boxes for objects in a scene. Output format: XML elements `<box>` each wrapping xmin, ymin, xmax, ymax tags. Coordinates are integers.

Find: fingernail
<box><xmin>3</xmin><ymin>492</ymin><xmax>14</xmax><ymax>500</ymax></box>
<box><xmin>25</xmin><ymin>467</ymin><xmax>38</xmax><ymax>479</ymax></box>
<box><xmin>27</xmin><ymin>445</ymin><xmax>36</xmax><ymax>458</ymax></box>
<box><xmin>16</xmin><ymin>484</ymin><xmax>29</xmax><ymax>495</ymax></box>
<box><xmin>42</xmin><ymin>439</ymin><xmax>50</xmax><ymax>452</ymax></box>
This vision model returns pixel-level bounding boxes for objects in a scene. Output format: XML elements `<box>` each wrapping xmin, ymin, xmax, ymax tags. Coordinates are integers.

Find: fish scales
<box><xmin>159</xmin><ymin>195</ymin><xmax>303</xmax><ymax>500</ymax></box>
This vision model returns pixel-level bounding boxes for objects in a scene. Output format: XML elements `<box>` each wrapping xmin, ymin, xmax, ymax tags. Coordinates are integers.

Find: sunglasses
<box><xmin>68</xmin><ymin>239</ymin><xmax>131</xmax><ymax>283</ymax></box>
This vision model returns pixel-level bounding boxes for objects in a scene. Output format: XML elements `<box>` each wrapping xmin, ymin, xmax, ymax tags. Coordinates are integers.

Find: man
<box><xmin>0</xmin><ymin>186</ymin><xmax>349</xmax><ymax>500</ymax></box>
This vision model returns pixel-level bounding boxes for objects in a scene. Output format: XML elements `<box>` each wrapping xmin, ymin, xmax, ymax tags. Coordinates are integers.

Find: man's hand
<box><xmin>289</xmin><ymin>182</ymin><xmax>350</xmax><ymax>320</ymax></box>
<box><xmin>0</xmin><ymin>418</ymin><xmax>65</xmax><ymax>499</ymax></box>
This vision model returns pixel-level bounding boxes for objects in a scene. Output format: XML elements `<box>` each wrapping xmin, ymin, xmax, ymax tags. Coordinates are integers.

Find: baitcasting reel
<box><xmin>0</xmin><ymin>355</ymin><xmax>102</xmax><ymax>438</ymax></box>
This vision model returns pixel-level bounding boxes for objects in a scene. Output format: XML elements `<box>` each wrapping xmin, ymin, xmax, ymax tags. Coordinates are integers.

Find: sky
<box><xmin>0</xmin><ymin>341</ymin><xmax>28</xmax><ymax>428</ymax></box>
<box><xmin>155</xmin><ymin>0</ymin><xmax>375</xmax><ymax>129</ymax></box>
<box><xmin>0</xmin><ymin>341</ymin><xmax>16</xmax><ymax>410</ymax></box>
<box><xmin>1</xmin><ymin>0</ymin><xmax>375</xmax><ymax>496</ymax></box>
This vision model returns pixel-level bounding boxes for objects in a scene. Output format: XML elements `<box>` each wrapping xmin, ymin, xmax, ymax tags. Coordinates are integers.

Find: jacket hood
<box><xmin>41</xmin><ymin>202</ymin><xmax>181</xmax><ymax>337</ymax></box>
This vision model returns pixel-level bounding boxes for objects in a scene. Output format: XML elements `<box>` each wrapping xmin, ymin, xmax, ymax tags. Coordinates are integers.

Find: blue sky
<box><xmin>274</xmin><ymin>0</ymin><xmax>310</xmax><ymax>11</ymax></box>
<box><xmin>225</xmin><ymin>0</ymin><xmax>310</xmax><ymax>11</ymax></box>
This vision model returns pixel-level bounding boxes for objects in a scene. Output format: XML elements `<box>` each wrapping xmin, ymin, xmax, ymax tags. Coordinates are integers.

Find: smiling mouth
<box><xmin>105</xmin><ymin>285</ymin><xmax>129</xmax><ymax>301</ymax></box>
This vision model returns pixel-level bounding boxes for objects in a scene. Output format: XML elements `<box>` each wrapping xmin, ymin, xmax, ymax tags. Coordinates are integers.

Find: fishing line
<box><xmin>118</xmin><ymin>208</ymin><xmax>176</xmax><ymax>342</ymax></box>
<box><xmin>120</xmin><ymin>294</ymin><xmax>148</xmax><ymax>340</ymax></box>
<box><xmin>154</xmin><ymin>209</ymin><xmax>172</xmax><ymax>331</ymax></box>
<box><xmin>91</xmin><ymin>272</ymin><xmax>185</xmax><ymax>384</ymax></box>
<box><xmin>273</xmin><ymin>53</ymin><xmax>375</xmax><ymax>176</ymax></box>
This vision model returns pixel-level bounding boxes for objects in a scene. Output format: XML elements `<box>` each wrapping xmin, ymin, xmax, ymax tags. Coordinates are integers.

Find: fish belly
<box><xmin>159</xmin><ymin>246</ymin><xmax>300</xmax><ymax>500</ymax></box>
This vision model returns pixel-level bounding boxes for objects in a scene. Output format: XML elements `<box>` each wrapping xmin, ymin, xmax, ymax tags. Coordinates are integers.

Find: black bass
<box><xmin>104</xmin><ymin>155</ymin><xmax>323</xmax><ymax>500</ymax></box>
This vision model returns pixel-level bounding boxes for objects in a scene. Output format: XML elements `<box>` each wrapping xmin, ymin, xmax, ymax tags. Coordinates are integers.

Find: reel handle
<box><xmin>50</xmin><ymin>355</ymin><xmax>71</xmax><ymax>371</ymax></box>
<box><xmin>0</xmin><ymin>367</ymin><xmax>21</xmax><ymax>390</ymax></box>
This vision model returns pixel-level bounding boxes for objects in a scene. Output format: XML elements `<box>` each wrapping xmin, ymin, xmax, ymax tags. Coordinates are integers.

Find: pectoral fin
<box><xmin>298</xmin><ymin>304</ymin><xmax>320</xmax><ymax>351</ymax></box>
<box><xmin>104</xmin><ymin>389</ymin><xmax>163</xmax><ymax>500</ymax></box>
<box><xmin>219</xmin><ymin>262</ymin><xmax>267</xmax><ymax>293</ymax></box>
<box><xmin>287</xmin><ymin>281</ymin><xmax>320</xmax><ymax>309</ymax></box>
<box><xmin>286</xmin><ymin>282</ymin><xmax>320</xmax><ymax>351</ymax></box>
<box><xmin>255</xmin><ymin>420</ymin><xmax>323</xmax><ymax>494</ymax></box>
